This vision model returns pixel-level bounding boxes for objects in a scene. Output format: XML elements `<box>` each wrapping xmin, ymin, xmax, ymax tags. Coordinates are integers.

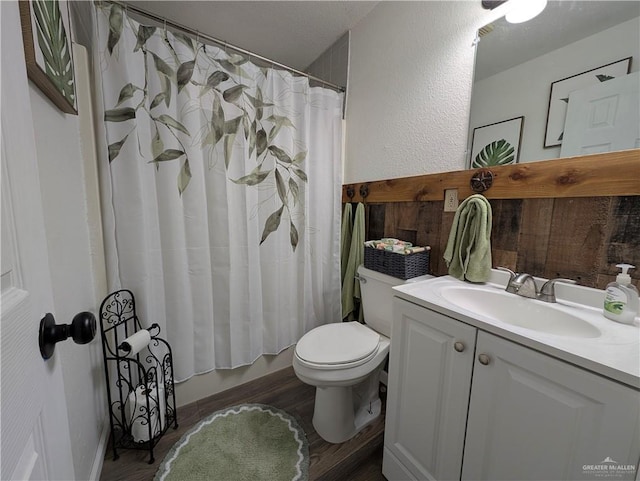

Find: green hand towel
<box><xmin>443</xmin><ymin>194</ymin><xmax>492</xmax><ymax>282</ymax></box>
<box><xmin>342</xmin><ymin>202</ymin><xmax>365</xmax><ymax>320</ymax></box>
<box><xmin>340</xmin><ymin>203</ymin><xmax>353</xmax><ymax>284</ymax></box>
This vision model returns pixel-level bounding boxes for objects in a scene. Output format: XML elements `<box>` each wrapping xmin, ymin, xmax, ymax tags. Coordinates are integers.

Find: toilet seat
<box><xmin>295</xmin><ymin>322</ymin><xmax>380</xmax><ymax>370</ymax></box>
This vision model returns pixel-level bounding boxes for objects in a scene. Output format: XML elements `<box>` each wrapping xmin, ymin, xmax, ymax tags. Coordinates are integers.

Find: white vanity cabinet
<box><xmin>462</xmin><ymin>331</ymin><xmax>640</xmax><ymax>481</ymax></box>
<box><xmin>383</xmin><ymin>297</ymin><xmax>640</xmax><ymax>481</ymax></box>
<box><xmin>383</xmin><ymin>298</ymin><xmax>477</xmax><ymax>481</ymax></box>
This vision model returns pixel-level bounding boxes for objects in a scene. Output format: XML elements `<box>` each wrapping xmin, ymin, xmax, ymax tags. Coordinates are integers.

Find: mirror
<box><xmin>469</xmin><ymin>1</ymin><xmax>640</xmax><ymax>166</ymax></box>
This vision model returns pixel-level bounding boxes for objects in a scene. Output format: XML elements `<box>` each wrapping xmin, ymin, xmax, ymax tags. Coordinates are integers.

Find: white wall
<box><xmin>176</xmin><ymin>347</ymin><xmax>294</xmax><ymax>407</ymax></box>
<box><xmin>29</xmin><ymin>41</ymin><xmax>108</xmax><ymax>481</ymax></box>
<box><xmin>345</xmin><ymin>1</ymin><xmax>500</xmax><ymax>183</ymax></box>
<box><xmin>470</xmin><ymin>17</ymin><xmax>640</xmax><ymax>164</ymax></box>
<box><xmin>306</xmin><ymin>32</ymin><xmax>350</xmax><ymax>88</ymax></box>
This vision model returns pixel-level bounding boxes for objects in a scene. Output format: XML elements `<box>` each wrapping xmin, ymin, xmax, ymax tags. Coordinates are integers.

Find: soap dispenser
<box><xmin>603</xmin><ymin>264</ymin><xmax>639</xmax><ymax>325</ymax></box>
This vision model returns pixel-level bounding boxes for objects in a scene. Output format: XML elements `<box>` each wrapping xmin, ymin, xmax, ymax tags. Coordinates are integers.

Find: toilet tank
<box><xmin>357</xmin><ymin>265</ymin><xmax>432</xmax><ymax>338</ymax></box>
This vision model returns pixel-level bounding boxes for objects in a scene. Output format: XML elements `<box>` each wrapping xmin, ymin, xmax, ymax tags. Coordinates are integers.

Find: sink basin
<box><xmin>438</xmin><ymin>286</ymin><xmax>601</xmax><ymax>338</ymax></box>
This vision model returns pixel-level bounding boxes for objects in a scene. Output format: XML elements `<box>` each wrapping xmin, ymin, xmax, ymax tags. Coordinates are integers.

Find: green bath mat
<box><xmin>154</xmin><ymin>404</ymin><xmax>309</xmax><ymax>481</ymax></box>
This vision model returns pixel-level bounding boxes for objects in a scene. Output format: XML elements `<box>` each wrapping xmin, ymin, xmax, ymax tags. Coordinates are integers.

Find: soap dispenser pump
<box><xmin>603</xmin><ymin>264</ymin><xmax>639</xmax><ymax>325</ymax></box>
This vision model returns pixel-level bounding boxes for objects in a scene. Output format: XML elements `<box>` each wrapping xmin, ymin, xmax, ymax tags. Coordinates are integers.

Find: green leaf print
<box><xmin>472</xmin><ymin>139</ymin><xmax>515</xmax><ymax>168</ymax></box>
<box><xmin>176</xmin><ymin>60</ymin><xmax>195</xmax><ymax>92</ymax></box>
<box><xmin>157</xmin><ymin>115</ymin><xmax>190</xmax><ymax>136</ymax></box>
<box><xmin>101</xmin><ymin>3</ymin><xmax>312</xmax><ymax>249</ymax></box>
<box><xmin>105</xmin><ymin>107</ymin><xmax>136</xmax><ymax>122</ymax></box>
<box><xmin>290</xmin><ymin>221</ymin><xmax>299</xmax><ymax>251</ymax></box>
<box><xmin>107</xmin><ymin>3</ymin><xmax>123</xmax><ymax>54</ymax></box>
<box><xmin>260</xmin><ymin>206</ymin><xmax>284</xmax><ymax>245</ymax></box>
<box><xmin>108</xmin><ymin>134</ymin><xmax>129</xmax><ymax>162</ymax></box>
<box><xmin>177</xmin><ymin>159</ymin><xmax>191</xmax><ymax>195</ymax></box>
<box><xmin>134</xmin><ymin>25</ymin><xmax>156</xmax><ymax>52</ymax></box>
<box><xmin>150</xmin><ymin>149</ymin><xmax>185</xmax><ymax>163</ymax></box>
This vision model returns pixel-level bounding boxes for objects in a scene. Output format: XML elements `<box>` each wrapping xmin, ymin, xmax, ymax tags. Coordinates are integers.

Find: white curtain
<box><xmin>94</xmin><ymin>4</ymin><xmax>342</xmax><ymax>381</ymax></box>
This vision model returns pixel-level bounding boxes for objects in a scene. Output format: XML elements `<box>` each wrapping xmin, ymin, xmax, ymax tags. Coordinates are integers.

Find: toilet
<box><xmin>293</xmin><ymin>265</ymin><xmax>432</xmax><ymax>443</ymax></box>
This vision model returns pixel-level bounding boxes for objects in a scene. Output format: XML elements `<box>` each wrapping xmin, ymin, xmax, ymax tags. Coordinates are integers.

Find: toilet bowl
<box><xmin>293</xmin><ymin>265</ymin><xmax>432</xmax><ymax>443</ymax></box>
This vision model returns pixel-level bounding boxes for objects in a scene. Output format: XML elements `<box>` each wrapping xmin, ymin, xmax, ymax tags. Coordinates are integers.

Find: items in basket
<box><xmin>364</xmin><ymin>238</ymin><xmax>428</xmax><ymax>255</ymax></box>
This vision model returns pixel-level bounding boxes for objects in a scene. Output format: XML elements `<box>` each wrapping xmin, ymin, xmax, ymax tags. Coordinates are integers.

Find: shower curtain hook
<box><xmin>196</xmin><ymin>30</ymin><xmax>200</xmax><ymax>44</ymax></box>
<box><xmin>163</xmin><ymin>18</ymin><xmax>167</xmax><ymax>36</ymax></box>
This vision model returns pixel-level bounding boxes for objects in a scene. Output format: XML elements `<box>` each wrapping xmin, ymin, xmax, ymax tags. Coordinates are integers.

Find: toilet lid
<box><xmin>296</xmin><ymin>322</ymin><xmax>380</xmax><ymax>365</ymax></box>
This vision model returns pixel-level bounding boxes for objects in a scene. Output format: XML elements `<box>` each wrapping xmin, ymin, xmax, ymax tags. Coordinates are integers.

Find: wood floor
<box><xmin>99</xmin><ymin>367</ymin><xmax>387</xmax><ymax>481</ymax></box>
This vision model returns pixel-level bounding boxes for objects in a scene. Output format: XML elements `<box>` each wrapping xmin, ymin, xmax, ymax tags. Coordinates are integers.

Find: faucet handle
<box><xmin>538</xmin><ymin>278</ymin><xmax>577</xmax><ymax>302</ymax></box>
<box><xmin>497</xmin><ymin>266</ymin><xmax>516</xmax><ymax>280</ymax></box>
<box><xmin>497</xmin><ymin>267</ymin><xmax>518</xmax><ymax>294</ymax></box>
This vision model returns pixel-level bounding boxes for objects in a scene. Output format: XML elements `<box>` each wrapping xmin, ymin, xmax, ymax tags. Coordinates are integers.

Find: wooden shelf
<box><xmin>342</xmin><ymin>149</ymin><xmax>640</xmax><ymax>203</ymax></box>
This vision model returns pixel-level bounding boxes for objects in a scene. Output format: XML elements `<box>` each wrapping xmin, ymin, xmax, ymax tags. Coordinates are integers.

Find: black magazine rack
<box><xmin>99</xmin><ymin>289</ymin><xmax>178</xmax><ymax>463</ymax></box>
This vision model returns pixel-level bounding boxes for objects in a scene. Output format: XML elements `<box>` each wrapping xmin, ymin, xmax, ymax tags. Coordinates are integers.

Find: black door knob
<box><xmin>39</xmin><ymin>311</ymin><xmax>97</xmax><ymax>360</ymax></box>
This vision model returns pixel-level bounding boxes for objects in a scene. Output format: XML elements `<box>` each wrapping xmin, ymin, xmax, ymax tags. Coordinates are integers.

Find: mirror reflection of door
<box><xmin>561</xmin><ymin>72</ymin><xmax>640</xmax><ymax>157</ymax></box>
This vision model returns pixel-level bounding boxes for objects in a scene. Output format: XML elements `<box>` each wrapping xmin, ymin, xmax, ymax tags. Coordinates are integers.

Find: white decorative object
<box><xmin>119</xmin><ymin>329</ymin><xmax>151</xmax><ymax>356</ymax></box>
<box><xmin>127</xmin><ymin>383</ymin><xmax>166</xmax><ymax>443</ymax></box>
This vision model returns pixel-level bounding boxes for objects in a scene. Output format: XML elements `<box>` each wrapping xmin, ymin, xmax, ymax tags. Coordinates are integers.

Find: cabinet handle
<box><xmin>453</xmin><ymin>341</ymin><xmax>465</xmax><ymax>352</ymax></box>
<box><xmin>478</xmin><ymin>353</ymin><xmax>491</xmax><ymax>365</ymax></box>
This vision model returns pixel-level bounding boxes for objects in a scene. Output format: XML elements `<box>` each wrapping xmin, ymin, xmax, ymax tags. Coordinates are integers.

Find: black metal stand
<box><xmin>99</xmin><ymin>290</ymin><xmax>178</xmax><ymax>464</ymax></box>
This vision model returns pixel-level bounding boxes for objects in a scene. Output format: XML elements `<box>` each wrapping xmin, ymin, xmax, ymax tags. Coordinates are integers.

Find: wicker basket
<box><xmin>364</xmin><ymin>246</ymin><xmax>430</xmax><ymax>280</ymax></box>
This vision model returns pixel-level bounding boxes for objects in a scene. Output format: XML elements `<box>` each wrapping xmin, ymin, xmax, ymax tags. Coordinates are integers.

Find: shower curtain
<box><xmin>94</xmin><ymin>4</ymin><xmax>343</xmax><ymax>381</ymax></box>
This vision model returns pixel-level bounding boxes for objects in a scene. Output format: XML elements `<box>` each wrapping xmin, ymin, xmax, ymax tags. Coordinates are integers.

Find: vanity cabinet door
<box><xmin>462</xmin><ymin>331</ymin><xmax>640</xmax><ymax>481</ymax></box>
<box><xmin>383</xmin><ymin>298</ymin><xmax>477</xmax><ymax>481</ymax></box>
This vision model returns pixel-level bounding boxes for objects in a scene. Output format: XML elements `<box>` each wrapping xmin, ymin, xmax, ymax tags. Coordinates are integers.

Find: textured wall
<box><xmin>364</xmin><ymin>196</ymin><xmax>640</xmax><ymax>290</ymax></box>
<box><xmin>345</xmin><ymin>1</ymin><xmax>498</xmax><ymax>183</ymax></box>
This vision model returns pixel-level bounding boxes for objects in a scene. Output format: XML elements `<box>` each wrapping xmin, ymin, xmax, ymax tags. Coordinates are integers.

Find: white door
<box><xmin>383</xmin><ymin>298</ymin><xmax>477</xmax><ymax>481</ymax></box>
<box><xmin>462</xmin><ymin>331</ymin><xmax>640</xmax><ymax>481</ymax></box>
<box><xmin>1</xmin><ymin>2</ymin><xmax>75</xmax><ymax>480</ymax></box>
<box><xmin>561</xmin><ymin>71</ymin><xmax>640</xmax><ymax>157</ymax></box>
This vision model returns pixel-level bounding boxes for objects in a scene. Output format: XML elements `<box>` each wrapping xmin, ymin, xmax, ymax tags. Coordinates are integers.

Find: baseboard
<box><xmin>89</xmin><ymin>416</ymin><xmax>110</xmax><ymax>481</ymax></box>
<box><xmin>382</xmin><ymin>446</ymin><xmax>418</xmax><ymax>481</ymax></box>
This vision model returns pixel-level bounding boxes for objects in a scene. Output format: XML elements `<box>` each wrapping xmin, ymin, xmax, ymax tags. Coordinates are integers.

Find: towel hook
<box><xmin>359</xmin><ymin>184</ymin><xmax>369</xmax><ymax>203</ymax></box>
<box><xmin>470</xmin><ymin>169</ymin><xmax>494</xmax><ymax>193</ymax></box>
<box><xmin>346</xmin><ymin>185</ymin><xmax>355</xmax><ymax>201</ymax></box>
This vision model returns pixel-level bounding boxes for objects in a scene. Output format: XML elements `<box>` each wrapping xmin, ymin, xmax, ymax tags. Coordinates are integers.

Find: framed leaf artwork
<box><xmin>19</xmin><ymin>0</ymin><xmax>77</xmax><ymax>114</ymax></box>
<box><xmin>469</xmin><ymin>116</ymin><xmax>524</xmax><ymax>169</ymax></box>
<box><xmin>544</xmin><ymin>57</ymin><xmax>631</xmax><ymax>148</ymax></box>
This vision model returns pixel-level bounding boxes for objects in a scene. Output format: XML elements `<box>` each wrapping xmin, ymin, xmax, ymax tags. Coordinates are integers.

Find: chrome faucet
<box><xmin>537</xmin><ymin>278</ymin><xmax>577</xmax><ymax>303</ymax></box>
<box><xmin>497</xmin><ymin>267</ymin><xmax>577</xmax><ymax>303</ymax></box>
<box><xmin>498</xmin><ymin>268</ymin><xmax>538</xmax><ymax>299</ymax></box>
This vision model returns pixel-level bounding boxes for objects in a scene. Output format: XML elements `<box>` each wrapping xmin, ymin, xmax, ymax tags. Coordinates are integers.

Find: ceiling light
<box><xmin>505</xmin><ymin>0</ymin><xmax>547</xmax><ymax>24</ymax></box>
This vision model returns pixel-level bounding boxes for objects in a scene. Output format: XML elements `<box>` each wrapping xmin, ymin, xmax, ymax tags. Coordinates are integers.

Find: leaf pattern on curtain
<box><xmin>101</xmin><ymin>3</ymin><xmax>308</xmax><ymax>250</ymax></box>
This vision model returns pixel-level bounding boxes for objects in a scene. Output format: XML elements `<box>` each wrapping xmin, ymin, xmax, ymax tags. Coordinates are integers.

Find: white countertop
<box><xmin>393</xmin><ymin>270</ymin><xmax>640</xmax><ymax>389</ymax></box>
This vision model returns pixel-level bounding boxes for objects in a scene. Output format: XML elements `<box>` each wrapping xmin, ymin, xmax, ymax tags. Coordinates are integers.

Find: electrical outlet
<box><xmin>444</xmin><ymin>189</ymin><xmax>459</xmax><ymax>212</ymax></box>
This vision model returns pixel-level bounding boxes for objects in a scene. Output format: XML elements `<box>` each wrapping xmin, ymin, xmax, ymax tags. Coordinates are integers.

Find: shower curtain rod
<box><xmin>99</xmin><ymin>0</ymin><xmax>346</xmax><ymax>93</ymax></box>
